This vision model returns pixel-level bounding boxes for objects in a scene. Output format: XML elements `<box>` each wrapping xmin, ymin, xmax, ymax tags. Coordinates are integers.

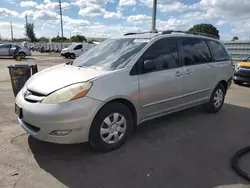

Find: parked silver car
<box><xmin>0</xmin><ymin>44</ymin><xmax>31</xmax><ymax>58</ymax></box>
<box><xmin>15</xmin><ymin>31</ymin><xmax>233</xmax><ymax>151</ymax></box>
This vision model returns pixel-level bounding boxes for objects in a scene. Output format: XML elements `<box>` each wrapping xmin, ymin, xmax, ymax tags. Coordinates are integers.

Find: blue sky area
<box><xmin>0</xmin><ymin>0</ymin><xmax>249</xmax><ymax>40</ymax></box>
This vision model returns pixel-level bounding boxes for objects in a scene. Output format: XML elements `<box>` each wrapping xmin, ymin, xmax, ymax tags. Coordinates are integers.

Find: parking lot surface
<box><xmin>0</xmin><ymin>56</ymin><xmax>250</xmax><ymax>188</ymax></box>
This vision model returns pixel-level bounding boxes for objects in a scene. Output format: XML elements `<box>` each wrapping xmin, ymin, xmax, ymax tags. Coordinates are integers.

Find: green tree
<box><xmin>25</xmin><ymin>23</ymin><xmax>37</xmax><ymax>42</ymax></box>
<box><xmin>38</xmin><ymin>37</ymin><xmax>50</xmax><ymax>42</ymax></box>
<box><xmin>70</xmin><ymin>35</ymin><xmax>87</xmax><ymax>42</ymax></box>
<box><xmin>51</xmin><ymin>36</ymin><xmax>68</xmax><ymax>42</ymax></box>
<box><xmin>232</xmin><ymin>36</ymin><xmax>239</xmax><ymax>41</ymax></box>
<box><xmin>188</xmin><ymin>23</ymin><xmax>220</xmax><ymax>39</ymax></box>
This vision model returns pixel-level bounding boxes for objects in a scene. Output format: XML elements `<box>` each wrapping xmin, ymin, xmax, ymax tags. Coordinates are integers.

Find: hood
<box><xmin>236</xmin><ymin>62</ymin><xmax>250</xmax><ymax>67</ymax></box>
<box><xmin>26</xmin><ymin>64</ymin><xmax>110</xmax><ymax>95</ymax></box>
<box><xmin>62</xmin><ymin>47</ymin><xmax>69</xmax><ymax>51</ymax></box>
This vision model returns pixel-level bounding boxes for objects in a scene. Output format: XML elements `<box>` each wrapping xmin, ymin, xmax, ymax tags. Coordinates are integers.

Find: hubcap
<box><xmin>213</xmin><ymin>88</ymin><xmax>224</xmax><ymax>108</ymax></box>
<box><xmin>100</xmin><ymin>113</ymin><xmax>127</xmax><ymax>144</ymax></box>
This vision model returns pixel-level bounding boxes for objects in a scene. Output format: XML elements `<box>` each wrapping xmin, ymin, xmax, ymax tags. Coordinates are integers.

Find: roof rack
<box><xmin>124</xmin><ymin>30</ymin><xmax>159</xmax><ymax>36</ymax></box>
<box><xmin>162</xmin><ymin>30</ymin><xmax>219</xmax><ymax>39</ymax></box>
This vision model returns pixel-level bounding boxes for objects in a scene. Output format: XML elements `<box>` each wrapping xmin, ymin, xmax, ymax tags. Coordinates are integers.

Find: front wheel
<box><xmin>70</xmin><ymin>53</ymin><xmax>75</xmax><ymax>59</ymax></box>
<box><xmin>205</xmin><ymin>83</ymin><xmax>226</xmax><ymax>113</ymax></box>
<box><xmin>89</xmin><ymin>102</ymin><xmax>133</xmax><ymax>152</ymax></box>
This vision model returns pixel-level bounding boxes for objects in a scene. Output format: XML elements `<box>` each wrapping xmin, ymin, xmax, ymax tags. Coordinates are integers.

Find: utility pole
<box><xmin>25</xmin><ymin>14</ymin><xmax>28</xmax><ymax>26</ymax></box>
<box><xmin>59</xmin><ymin>0</ymin><xmax>64</xmax><ymax>39</ymax></box>
<box><xmin>10</xmin><ymin>22</ymin><xmax>13</xmax><ymax>42</ymax></box>
<box><xmin>151</xmin><ymin>0</ymin><xmax>157</xmax><ymax>33</ymax></box>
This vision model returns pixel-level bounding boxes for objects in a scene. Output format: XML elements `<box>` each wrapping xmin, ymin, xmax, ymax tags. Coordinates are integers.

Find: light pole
<box><xmin>59</xmin><ymin>0</ymin><xmax>64</xmax><ymax>49</ymax></box>
<box><xmin>152</xmin><ymin>0</ymin><xmax>157</xmax><ymax>33</ymax></box>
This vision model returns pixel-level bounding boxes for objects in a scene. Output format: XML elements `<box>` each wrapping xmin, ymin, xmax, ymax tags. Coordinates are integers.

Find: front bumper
<box><xmin>60</xmin><ymin>52</ymin><xmax>69</xmax><ymax>57</ymax></box>
<box><xmin>233</xmin><ymin>69</ymin><xmax>250</xmax><ymax>83</ymax></box>
<box><xmin>15</xmin><ymin>91</ymin><xmax>103</xmax><ymax>144</ymax></box>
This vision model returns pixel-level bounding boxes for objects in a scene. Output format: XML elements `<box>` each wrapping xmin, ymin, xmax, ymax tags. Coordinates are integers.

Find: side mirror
<box><xmin>243</xmin><ymin>59</ymin><xmax>247</xmax><ymax>62</ymax></box>
<box><xmin>144</xmin><ymin>60</ymin><xmax>156</xmax><ymax>70</ymax></box>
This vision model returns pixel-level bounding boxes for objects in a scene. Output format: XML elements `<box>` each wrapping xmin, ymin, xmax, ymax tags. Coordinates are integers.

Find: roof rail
<box><xmin>161</xmin><ymin>30</ymin><xmax>219</xmax><ymax>39</ymax></box>
<box><xmin>124</xmin><ymin>30</ymin><xmax>159</xmax><ymax>36</ymax></box>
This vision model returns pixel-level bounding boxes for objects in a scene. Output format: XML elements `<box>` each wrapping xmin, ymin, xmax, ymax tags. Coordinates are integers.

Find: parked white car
<box><xmin>61</xmin><ymin>43</ymin><xmax>96</xmax><ymax>59</ymax></box>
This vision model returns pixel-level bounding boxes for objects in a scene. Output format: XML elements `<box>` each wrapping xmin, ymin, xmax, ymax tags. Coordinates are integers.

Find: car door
<box><xmin>206</xmin><ymin>40</ymin><xmax>232</xmax><ymax>85</ymax></box>
<box><xmin>0</xmin><ymin>44</ymin><xmax>11</xmax><ymax>56</ymax></box>
<box><xmin>138</xmin><ymin>37</ymin><xmax>184</xmax><ymax>120</ymax></box>
<box><xmin>9</xmin><ymin>45</ymin><xmax>18</xmax><ymax>56</ymax></box>
<box><xmin>179</xmin><ymin>37</ymin><xmax>215</xmax><ymax>106</ymax></box>
<box><xmin>73</xmin><ymin>44</ymin><xmax>83</xmax><ymax>57</ymax></box>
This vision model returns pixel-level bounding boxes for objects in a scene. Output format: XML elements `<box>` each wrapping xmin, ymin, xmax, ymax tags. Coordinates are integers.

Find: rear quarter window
<box><xmin>207</xmin><ymin>40</ymin><xmax>229</xmax><ymax>61</ymax></box>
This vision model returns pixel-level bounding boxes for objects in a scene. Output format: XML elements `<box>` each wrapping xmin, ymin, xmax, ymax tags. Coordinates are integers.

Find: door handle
<box><xmin>185</xmin><ymin>69</ymin><xmax>192</xmax><ymax>74</ymax></box>
<box><xmin>175</xmin><ymin>71</ymin><xmax>183</xmax><ymax>77</ymax></box>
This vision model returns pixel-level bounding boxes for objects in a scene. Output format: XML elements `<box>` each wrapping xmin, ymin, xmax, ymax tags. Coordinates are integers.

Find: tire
<box><xmin>89</xmin><ymin>102</ymin><xmax>134</xmax><ymax>152</ymax></box>
<box><xmin>18</xmin><ymin>52</ymin><xmax>26</xmax><ymax>59</ymax></box>
<box><xmin>205</xmin><ymin>83</ymin><xmax>226</xmax><ymax>113</ymax></box>
<box><xmin>70</xmin><ymin>53</ymin><xmax>75</xmax><ymax>59</ymax></box>
<box><xmin>233</xmin><ymin>80</ymin><xmax>243</xmax><ymax>85</ymax></box>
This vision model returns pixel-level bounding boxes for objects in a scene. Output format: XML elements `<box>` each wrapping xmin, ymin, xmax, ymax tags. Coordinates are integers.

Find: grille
<box><xmin>23</xmin><ymin>120</ymin><xmax>40</xmax><ymax>133</ymax></box>
<box><xmin>24</xmin><ymin>89</ymin><xmax>46</xmax><ymax>103</ymax></box>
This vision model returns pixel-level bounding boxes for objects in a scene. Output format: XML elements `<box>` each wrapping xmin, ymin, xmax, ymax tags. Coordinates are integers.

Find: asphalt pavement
<box><xmin>0</xmin><ymin>56</ymin><xmax>250</xmax><ymax>188</ymax></box>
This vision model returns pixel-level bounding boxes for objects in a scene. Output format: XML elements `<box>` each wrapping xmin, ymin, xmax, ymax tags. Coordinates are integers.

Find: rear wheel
<box><xmin>89</xmin><ymin>102</ymin><xmax>133</xmax><ymax>152</ymax></box>
<box><xmin>205</xmin><ymin>83</ymin><xmax>226</xmax><ymax>113</ymax></box>
<box><xmin>18</xmin><ymin>52</ymin><xmax>26</xmax><ymax>59</ymax></box>
<box><xmin>233</xmin><ymin>80</ymin><xmax>243</xmax><ymax>85</ymax></box>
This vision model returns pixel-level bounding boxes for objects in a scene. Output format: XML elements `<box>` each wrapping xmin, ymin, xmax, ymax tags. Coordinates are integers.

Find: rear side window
<box><xmin>0</xmin><ymin>44</ymin><xmax>11</xmax><ymax>49</ymax></box>
<box><xmin>74</xmin><ymin>45</ymin><xmax>82</xmax><ymax>50</ymax></box>
<box><xmin>140</xmin><ymin>37</ymin><xmax>180</xmax><ymax>72</ymax></box>
<box><xmin>207</xmin><ymin>40</ymin><xmax>229</xmax><ymax>61</ymax></box>
<box><xmin>180</xmin><ymin>37</ymin><xmax>211</xmax><ymax>66</ymax></box>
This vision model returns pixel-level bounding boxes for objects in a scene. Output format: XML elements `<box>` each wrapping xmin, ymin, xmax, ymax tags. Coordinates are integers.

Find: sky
<box><xmin>0</xmin><ymin>0</ymin><xmax>250</xmax><ymax>40</ymax></box>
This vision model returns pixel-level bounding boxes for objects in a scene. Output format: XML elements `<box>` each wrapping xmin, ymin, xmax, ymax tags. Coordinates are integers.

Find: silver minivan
<box><xmin>15</xmin><ymin>31</ymin><xmax>233</xmax><ymax>152</ymax></box>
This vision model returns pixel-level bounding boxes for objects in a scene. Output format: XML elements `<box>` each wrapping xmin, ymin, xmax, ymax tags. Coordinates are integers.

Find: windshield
<box><xmin>72</xmin><ymin>38</ymin><xmax>148</xmax><ymax>71</ymax></box>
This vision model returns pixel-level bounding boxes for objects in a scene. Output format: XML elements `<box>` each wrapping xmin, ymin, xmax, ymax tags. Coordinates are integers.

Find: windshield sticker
<box><xmin>133</xmin><ymin>39</ymin><xmax>150</xmax><ymax>43</ymax></box>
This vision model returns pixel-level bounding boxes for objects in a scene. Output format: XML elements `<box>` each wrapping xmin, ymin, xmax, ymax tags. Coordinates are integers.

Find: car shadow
<box><xmin>240</xmin><ymin>83</ymin><xmax>250</xmax><ymax>88</ymax></box>
<box><xmin>28</xmin><ymin>104</ymin><xmax>250</xmax><ymax>188</ymax></box>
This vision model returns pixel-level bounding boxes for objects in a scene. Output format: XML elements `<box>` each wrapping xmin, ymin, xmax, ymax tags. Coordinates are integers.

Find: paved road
<box><xmin>0</xmin><ymin>57</ymin><xmax>250</xmax><ymax>188</ymax></box>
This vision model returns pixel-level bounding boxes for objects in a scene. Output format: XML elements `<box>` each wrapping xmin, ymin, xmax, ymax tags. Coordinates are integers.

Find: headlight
<box><xmin>41</xmin><ymin>82</ymin><xmax>92</xmax><ymax>104</ymax></box>
<box><xmin>235</xmin><ymin>65</ymin><xmax>240</xmax><ymax>71</ymax></box>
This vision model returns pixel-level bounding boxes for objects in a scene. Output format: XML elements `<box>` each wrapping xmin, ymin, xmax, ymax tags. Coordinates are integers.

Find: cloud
<box><xmin>78</xmin><ymin>5</ymin><xmax>105</xmax><ymax>17</ymax></box>
<box><xmin>127</xmin><ymin>14</ymin><xmax>152</xmax><ymax>24</ymax></box>
<box><xmin>78</xmin><ymin>4</ymin><xmax>123</xmax><ymax>19</ymax></box>
<box><xmin>158</xmin><ymin>1</ymin><xmax>196</xmax><ymax>12</ymax></box>
<box><xmin>36</xmin><ymin>1</ymin><xmax>70</xmax><ymax>11</ymax></box>
<box><xmin>118</xmin><ymin>0</ymin><xmax>136</xmax><ymax>7</ymax></box>
<box><xmin>72</xmin><ymin>0</ymin><xmax>114</xmax><ymax>7</ymax></box>
<box><xmin>157</xmin><ymin>18</ymin><xmax>188</xmax><ymax>31</ymax></box>
<box><xmin>198</xmin><ymin>0</ymin><xmax>250</xmax><ymax>19</ymax></box>
<box><xmin>20</xmin><ymin>10</ymin><xmax>35</xmax><ymax>18</ymax></box>
<box><xmin>44</xmin><ymin>0</ymin><xmax>51</xmax><ymax>4</ymax></box>
<box><xmin>21</xmin><ymin>10</ymin><xmax>59</xmax><ymax>21</ymax></box>
<box><xmin>104</xmin><ymin>11</ymin><xmax>123</xmax><ymax>19</ymax></box>
<box><xmin>0</xmin><ymin>21</ymin><xmax>25</xmax><ymax>38</ymax></box>
<box><xmin>0</xmin><ymin>8</ymin><xmax>18</xmax><ymax>17</ymax></box>
<box><xmin>41</xmin><ymin>22</ymin><xmax>56</xmax><ymax>30</ymax></box>
<box><xmin>216</xmin><ymin>20</ymin><xmax>229</xmax><ymax>26</ymax></box>
<box><xmin>34</xmin><ymin>10</ymin><xmax>58</xmax><ymax>20</ymax></box>
<box><xmin>20</xmin><ymin>1</ymin><xmax>37</xmax><ymax>7</ymax></box>
<box><xmin>138</xmin><ymin>0</ymin><xmax>167</xmax><ymax>8</ymax></box>
<box><xmin>127</xmin><ymin>14</ymin><xmax>188</xmax><ymax>32</ymax></box>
